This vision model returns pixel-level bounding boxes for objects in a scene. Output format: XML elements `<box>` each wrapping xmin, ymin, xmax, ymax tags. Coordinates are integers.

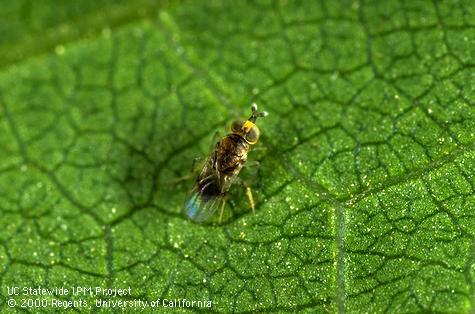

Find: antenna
<box><xmin>249</xmin><ymin>103</ymin><xmax>268</xmax><ymax>123</ymax></box>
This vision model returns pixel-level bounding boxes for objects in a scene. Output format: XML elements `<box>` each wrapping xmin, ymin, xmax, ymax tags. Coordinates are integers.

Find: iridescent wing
<box><xmin>185</xmin><ymin>138</ymin><xmax>240</xmax><ymax>222</ymax></box>
<box><xmin>185</xmin><ymin>173</ymin><xmax>241</xmax><ymax>222</ymax></box>
<box><xmin>185</xmin><ymin>149</ymin><xmax>222</xmax><ymax>222</ymax></box>
<box><xmin>185</xmin><ymin>189</ymin><xmax>222</xmax><ymax>222</ymax></box>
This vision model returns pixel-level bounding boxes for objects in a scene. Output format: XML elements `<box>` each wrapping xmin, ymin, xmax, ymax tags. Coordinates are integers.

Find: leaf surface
<box><xmin>0</xmin><ymin>0</ymin><xmax>475</xmax><ymax>313</ymax></box>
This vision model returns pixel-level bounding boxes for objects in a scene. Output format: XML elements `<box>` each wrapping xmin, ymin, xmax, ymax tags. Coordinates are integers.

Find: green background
<box><xmin>1</xmin><ymin>0</ymin><xmax>475</xmax><ymax>313</ymax></box>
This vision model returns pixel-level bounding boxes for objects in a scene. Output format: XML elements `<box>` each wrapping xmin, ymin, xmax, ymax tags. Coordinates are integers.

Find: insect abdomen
<box><xmin>186</xmin><ymin>178</ymin><xmax>222</xmax><ymax>222</ymax></box>
<box><xmin>198</xmin><ymin>177</ymin><xmax>221</xmax><ymax>198</ymax></box>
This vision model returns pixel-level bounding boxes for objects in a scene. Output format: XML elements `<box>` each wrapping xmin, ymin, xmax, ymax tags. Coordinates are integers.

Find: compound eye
<box><xmin>231</xmin><ymin>120</ymin><xmax>245</xmax><ymax>132</ymax></box>
<box><xmin>245</xmin><ymin>126</ymin><xmax>260</xmax><ymax>144</ymax></box>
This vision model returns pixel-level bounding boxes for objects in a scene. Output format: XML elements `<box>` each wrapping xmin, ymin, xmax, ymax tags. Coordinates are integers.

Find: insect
<box><xmin>185</xmin><ymin>104</ymin><xmax>268</xmax><ymax>223</ymax></box>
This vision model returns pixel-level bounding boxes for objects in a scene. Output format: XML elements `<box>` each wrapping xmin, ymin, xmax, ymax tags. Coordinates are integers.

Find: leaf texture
<box><xmin>0</xmin><ymin>0</ymin><xmax>475</xmax><ymax>313</ymax></box>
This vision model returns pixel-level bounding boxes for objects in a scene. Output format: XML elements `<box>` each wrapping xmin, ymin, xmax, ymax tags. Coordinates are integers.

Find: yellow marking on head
<box><xmin>242</xmin><ymin>120</ymin><xmax>255</xmax><ymax>132</ymax></box>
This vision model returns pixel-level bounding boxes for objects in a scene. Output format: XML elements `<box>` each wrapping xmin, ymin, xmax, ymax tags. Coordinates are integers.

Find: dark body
<box><xmin>197</xmin><ymin>133</ymin><xmax>249</xmax><ymax>199</ymax></box>
<box><xmin>185</xmin><ymin>104</ymin><xmax>266</xmax><ymax>222</ymax></box>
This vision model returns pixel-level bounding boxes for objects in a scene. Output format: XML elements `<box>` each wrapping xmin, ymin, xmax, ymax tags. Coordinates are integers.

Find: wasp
<box><xmin>185</xmin><ymin>104</ymin><xmax>268</xmax><ymax>223</ymax></box>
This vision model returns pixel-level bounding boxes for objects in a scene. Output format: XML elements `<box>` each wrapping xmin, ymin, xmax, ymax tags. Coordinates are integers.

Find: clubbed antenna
<box><xmin>249</xmin><ymin>103</ymin><xmax>268</xmax><ymax>123</ymax></box>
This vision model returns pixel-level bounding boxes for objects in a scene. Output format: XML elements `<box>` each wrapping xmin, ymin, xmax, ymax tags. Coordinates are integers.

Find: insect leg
<box><xmin>251</xmin><ymin>145</ymin><xmax>267</xmax><ymax>152</ymax></box>
<box><xmin>172</xmin><ymin>157</ymin><xmax>203</xmax><ymax>183</ymax></box>
<box><xmin>234</xmin><ymin>177</ymin><xmax>256</xmax><ymax>214</ymax></box>
<box><xmin>218</xmin><ymin>198</ymin><xmax>226</xmax><ymax>224</ymax></box>
<box><xmin>243</xmin><ymin>160</ymin><xmax>260</xmax><ymax>168</ymax></box>
<box><xmin>246</xmin><ymin>186</ymin><xmax>255</xmax><ymax>214</ymax></box>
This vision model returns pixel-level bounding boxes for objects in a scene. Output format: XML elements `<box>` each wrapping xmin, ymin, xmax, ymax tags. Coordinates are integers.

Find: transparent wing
<box><xmin>185</xmin><ymin>189</ymin><xmax>222</xmax><ymax>222</ymax></box>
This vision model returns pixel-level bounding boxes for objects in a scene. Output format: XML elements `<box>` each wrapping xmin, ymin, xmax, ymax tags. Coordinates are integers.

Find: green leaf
<box><xmin>1</xmin><ymin>0</ymin><xmax>475</xmax><ymax>313</ymax></box>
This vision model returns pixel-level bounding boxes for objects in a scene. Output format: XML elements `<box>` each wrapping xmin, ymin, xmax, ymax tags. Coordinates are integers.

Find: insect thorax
<box><xmin>216</xmin><ymin>134</ymin><xmax>249</xmax><ymax>174</ymax></box>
